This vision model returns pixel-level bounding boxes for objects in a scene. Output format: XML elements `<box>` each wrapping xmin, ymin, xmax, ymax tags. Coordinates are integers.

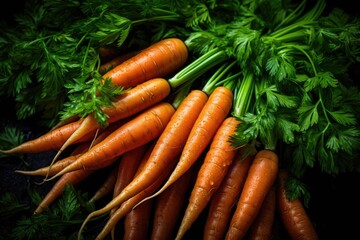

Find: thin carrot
<box><xmin>150</xmin><ymin>165</ymin><xmax>195</xmax><ymax>240</ymax></box>
<box><xmin>123</xmin><ymin>193</ymin><xmax>153</xmax><ymax>240</ymax></box>
<box><xmin>34</xmin><ymin>168</ymin><xmax>94</xmax><ymax>214</ymax></box>
<box><xmin>247</xmin><ymin>184</ymin><xmax>276</xmax><ymax>240</ymax></box>
<box><xmin>140</xmin><ymin>86</ymin><xmax>233</xmax><ymax>205</ymax></box>
<box><xmin>99</xmin><ymin>51</ymin><xmax>137</xmax><ymax>74</ymax></box>
<box><xmin>174</xmin><ymin>116</ymin><xmax>240</xmax><ymax>240</ymax></box>
<box><xmin>225</xmin><ymin>149</ymin><xmax>279</xmax><ymax>240</ymax></box>
<box><xmin>277</xmin><ymin>169</ymin><xmax>319</xmax><ymax>240</ymax></box>
<box><xmin>89</xmin><ymin>166</ymin><xmax>118</xmax><ymax>203</ymax></box>
<box><xmin>46</xmin><ymin>102</ymin><xmax>175</xmax><ymax>180</ymax></box>
<box><xmin>203</xmin><ymin>150</ymin><xmax>253</xmax><ymax>240</ymax></box>
<box><xmin>78</xmin><ymin>89</ymin><xmax>208</xmax><ymax>228</ymax></box>
<box><xmin>102</xmin><ymin>38</ymin><xmax>188</xmax><ymax>89</ymax></box>
<box><xmin>51</xmin><ymin>115</ymin><xmax>80</xmax><ymax>130</ymax></box>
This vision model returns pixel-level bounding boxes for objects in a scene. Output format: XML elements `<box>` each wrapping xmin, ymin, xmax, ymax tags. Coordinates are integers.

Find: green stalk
<box><xmin>232</xmin><ymin>71</ymin><xmax>255</xmax><ymax>117</ymax></box>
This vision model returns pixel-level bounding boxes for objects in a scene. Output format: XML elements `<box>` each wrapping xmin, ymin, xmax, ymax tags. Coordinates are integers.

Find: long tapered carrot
<box><xmin>203</xmin><ymin>150</ymin><xmax>253</xmax><ymax>240</ymax></box>
<box><xmin>102</xmin><ymin>38</ymin><xmax>188</xmax><ymax>89</ymax></box>
<box><xmin>46</xmin><ymin>102</ymin><xmax>175</xmax><ymax>181</ymax></box>
<box><xmin>225</xmin><ymin>149</ymin><xmax>279</xmax><ymax>240</ymax></box>
<box><xmin>277</xmin><ymin>169</ymin><xmax>319</xmax><ymax>240</ymax></box>
<box><xmin>89</xmin><ymin>166</ymin><xmax>118</xmax><ymax>203</ymax></box>
<box><xmin>140</xmin><ymin>86</ymin><xmax>233</xmax><ymax>206</ymax></box>
<box><xmin>247</xmin><ymin>184</ymin><xmax>276</xmax><ymax>240</ymax></box>
<box><xmin>174</xmin><ymin>116</ymin><xmax>240</xmax><ymax>240</ymax></box>
<box><xmin>150</xmin><ymin>165</ymin><xmax>195</xmax><ymax>240</ymax></box>
<box><xmin>77</xmin><ymin>89</ymin><xmax>209</xmax><ymax>229</ymax></box>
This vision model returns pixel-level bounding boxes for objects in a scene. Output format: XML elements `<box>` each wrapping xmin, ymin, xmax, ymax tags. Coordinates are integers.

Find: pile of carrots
<box><xmin>1</xmin><ymin>38</ymin><xmax>319</xmax><ymax>240</ymax></box>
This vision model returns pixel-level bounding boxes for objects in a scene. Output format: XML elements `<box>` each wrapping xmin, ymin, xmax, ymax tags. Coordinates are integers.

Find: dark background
<box><xmin>1</xmin><ymin>1</ymin><xmax>359</xmax><ymax>239</ymax></box>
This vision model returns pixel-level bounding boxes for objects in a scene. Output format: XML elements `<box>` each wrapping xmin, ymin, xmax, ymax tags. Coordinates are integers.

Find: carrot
<box><xmin>140</xmin><ymin>86</ymin><xmax>233</xmax><ymax>205</ymax></box>
<box><xmin>99</xmin><ymin>51</ymin><xmax>137</xmax><ymax>74</ymax></box>
<box><xmin>247</xmin><ymin>184</ymin><xmax>276</xmax><ymax>240</ymax></box>
<box><xmin>77</xmin><ymin>89</ymin><xmax>209</xmax><ymax>227</ymax></box>
<box><xmin>123</xmin><ymin>193</ymin><xmax>153</xmax><ymax>240</ymax></box>
<box><xmin>46</xmin><ymin>102</ymin><xmax>175</xmax><ymax>180</ymax></box>
<box><xmin>34</xmin><ymin>168</ymin><xmax>94</xmax><ymax>214</ymax></box>
<box><xmin>89</xmin><ymin>166</ymin><xmax>118</xmax><ymax>203</ymax></box>
<box><xmin>225</xmin><ymin>149</ymin><xmax>279</xmax><ymax>240</ymax></box>
<box><xmin>150</xmin><ymin>165</ymin><xmax>195</xmax><ymax>240</ymax></box>
<box><xmin>102</xmin><ymin>38</ymin><xmax>188</xmax><ymax>89</ymax></box>
<box><xmin>91</xmin><ymin>153</ymin><xmax>177</xmax><ymax>240</ymax></box>
<box><xmin>174</xmin><ymin>116</ymin><xmax>240</xmax><ymax>240</ymax></box>
<box><xmin>203</xmin><ymin>150</ymin><xmax>253</xmax><ymax>240</ymax></box>
<box><xmin>277</xmin><ymin>169</ymin><xmax>319</xmax><ymax>240</ymax></box>
<box><xmin>51</xmin><ymin>115</ymin><xmax>80</xmax><ymax>130</ymax></box>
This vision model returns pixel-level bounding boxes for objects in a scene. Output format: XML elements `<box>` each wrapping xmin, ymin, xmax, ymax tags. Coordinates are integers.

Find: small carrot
<box><xmin>141</xmin><ymin>86</ymin><xmax>233</xmax><ymax>205</ymax></box>
<box><xmin>225</xmin><ymin>149</ymin><xmax>279</xmax><ymax>240</ymax></box>
<box><xmin>77</xmin><ymin>89</ymin><xmax>208</xmax><ymax>230</ymax></box>
<box><xmin>46</xmin><ymin>102</ymin><xmax>175</xmax><ymax>180</ymax></box>
<box><xmin>277</xmin><ymin>169</ymin><xmax>319</xmax><ymax>240</ymax></box>
<box><xmin>247</xmin><ymin>184</ymin><xmax>276</xmax><ymax>240</ymax></box>
<box><xmin>174</xmin><ymin>116</ymin><xmax>240</xmax><ymax>240</ymax></box>
<box><xmin>203</xmin><ymin>150</ymin><xmax>253</xmax><ymax>240</ymax></box>
<box><xmin>99</xmin><ymin>51</ymin><xmax>137</xmax><ymax>74</ymax></box>
<box><xmin>102</xmin><ymin>38</ymin><xmax>188</xmax><ymax>89</ymax></box>
<box><xmin>89</xmin><ymin>166</ymin><xmax>118</xmax><ymax>203</ymax></box>
<box><xmin>150</xmin><ymin>165</ymin><xmax>195</xmax><ymax>240</ymax></box>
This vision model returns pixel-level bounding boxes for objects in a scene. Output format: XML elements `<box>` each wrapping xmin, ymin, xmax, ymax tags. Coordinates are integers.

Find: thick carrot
<box><xmin>123</xmin><ymin>194</ymin><xmax>153</xmax><ymax>240</ymax></box>
<box><xmin>247</xmin><ymin>184</ymin><xmax>276</xmax><ymax>240</ymax></box>
<box><xmin>34</xmin><ymin>168</ymin><xmax>94</xmax><ymax>214</ymax></box>
<box><xmin>46</xmin><ymin>102</ymin><xmax>175</xmax><ymax>180</ymax></box>
<box><xmin>277</xmin><ymin>169</ymin><xmax>319</xmax><ymax>240</ymax></box>
<box><xmin>78</xmin><ymin>89</ymin><xmax>209</xmax><ymax>227</ymax></box>
<box><xmin>99</xmin><ymin>51</ymin><xmax>137</xmax><ymax>74</ymax></box>
<box><xmin>174</xmin><ymin>116</ymin><xmax>240</xmax><ymax>240</ymax></box>
<box><xmin>140</xmin><ymin>86</ymin><xmax>233</xmax><ymax>205</ymax></box>
<box><xmin>102</xmin><ymin>38</ymin><xmax>188</xmax><ymax>89</ymax></box>
<box><xmin>225</xmin><ymin>149</ymin><xmax>279</xmax><ymax>240</ymax></box>
<box><xmin>49</xmin><ymin>77</ymin><xmax>171</xmax><ymax>166</ymax></box>
<box><xmin>89</xmin><ymin>166</ymin><xmax>118</xmax><ymax>203</ymax></box>
<box><xmin>151</xmin><ymin>165</ymin><xmax>195</xmax><ymax>240</ymax></box>
<box><xmin>203</xmin><ymin>150</ymin><xmax>253</xmax><ymax>240</ymax></box>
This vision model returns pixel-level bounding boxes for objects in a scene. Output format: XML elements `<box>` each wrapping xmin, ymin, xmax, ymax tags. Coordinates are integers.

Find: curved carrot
<box><xmin>225</xmin><ymin>149</ymin><xmax>279</xmax><ymax>240</ymax></box>
<box><xmin>34</xmin><ymin>168</ymin><xmax>94</xmax><ymax>214</ymax></box>
<box><xmin>248</xmin><ymin>184</ymin><xmax>276</xmax><ymax>240</ymax></box>
<box><xmin>277</xmin><ymin>169</ymin><xmax>319</xmax><ymax>240</ymax></box>
<box><xmin>46</xmin><ymin>102</ymin><xmax>175</xmax><ymax>180</ymax></box>
<box><xmin>102</xmin><ymin>38</ymin><xmax>188</xmax><ymax>89</ymax></box>
<box><xmin>78</xmin><ymin>89</ymin><xmax>208</xmax><ymax>227</ymax></box>
<box><xmin>141</xmin><ymin>86</ymin><xmax>233</xmax><ymax>205</ymax></box>
<box><xmin>99</xmin><ymin>51</ymin><xmax>137</xmax><ymax>74</ymax></box>
<box><xmin>151</xmin><ymin>165</ymin><xmax>195</xmax><ymax>240</ymax></box>
<box><xmin>89</xmin><ymin>166</ymin><xmax>118</xmax><ymax>203</ymax></box>
<box><xmin>174</xmin><ymin>116</ymin><xmax>240</xmax><ymax>240</ymax></box>
<box><xmin>203</xmin><ymin>150</ymin><xmax>253</xmax><ymax>240</ymax></box>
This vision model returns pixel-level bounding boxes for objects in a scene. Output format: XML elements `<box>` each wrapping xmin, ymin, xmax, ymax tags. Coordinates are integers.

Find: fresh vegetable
<box><xmin>99</xmin><ymin>51</ymin><xmax>137</xmax><ymax>74</ymax></box>
<box><xmin>89</xmin><ymin>166</ymin><xmax>118</xmax><ymax>203</ymax></box>
<box><xmin>277</xmin><ymin>169</ymin><xmax>319</xmax><ymax>240</ymax></box>
<box><xmin>203</xmin><ymin>149</ymin><xmax>253</xmax><ymax>240</ymax></box>
<box><xmin>225</xmin><ymin>149</ymin><xmax>279</xmax><ymax>239</ymax></box>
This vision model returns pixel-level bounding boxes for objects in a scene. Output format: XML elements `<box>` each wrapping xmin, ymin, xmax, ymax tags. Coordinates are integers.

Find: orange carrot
<box><xmin>123</xmin><ymin>193</ymin><xmax>153</xmax><ymax>240</ymax></box>
<box><xmin>151</xmin><ymin>165</ymin><xmax>195</xmax><ymax>240</ymax></box>
<box><xmin>174</xmin><ymin>116</ymin><xmax>240</xmax><ymax>240</ymax></box>
<box><xmin>51</xmin><ymin>115</ymin><xmax>80</xmax><ymax>130</ymax></box>
<box><xmin>102</xmin><ymin>38</ymin><xmax>188</xmax><ymax>89</ymax></box>
<box><xmin>277</xmin><ymin>169</ymin><xmax>319</xmax><ymax>240</ymax></box>
<box><xmin>225</xmin><ymin>149</ymin><xmax>279</xmax><ymax>240</ymax></box>
<box><xmin>99</xmin><ymin>51</ymin><xmax>137</xmax><ymax>74</ymax></box>
<box><xmin>77</xmin><ymin>89</ymin><xmax>208</xmax><ymax>227</ymax></box>
<box><xmin>89</xmin><ymin>166</ymin><xmax>118</xmax><ymax>203</ymax></box>
<box><xmin>248</xmin><ymin>184</ymin><xmax>276</xmax><ymax>240</ymax></box>
<box><xmin>203</xmin><ymin>150</ymin><xmax>253</xmax><ymax>240</ymax></box>
<box><xmin>46</xmin><ymin>102</ymin><xmax>175</xmax><ymax>180</ymax></box>
<box><xmin>34</xmin><ymin>168</ymin><xmax>94</xmax><ymax>214</ymax></box>
<box><xmin>141</xmin><ymin>86</ymin><xmax>233</xmax><ymax>205</ymax></box>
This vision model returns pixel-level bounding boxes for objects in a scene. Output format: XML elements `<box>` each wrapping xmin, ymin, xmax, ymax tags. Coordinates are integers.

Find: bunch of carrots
<box><xmin>1</xmin><ymin>37</ymin><xmax>320</xmax><ymax>240</ymax></box>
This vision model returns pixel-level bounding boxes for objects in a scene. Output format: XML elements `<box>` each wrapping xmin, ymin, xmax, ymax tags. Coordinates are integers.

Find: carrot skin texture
<box><xmin>175</xmin><ymin>116</ymin><xmax>239</xmax><ymax>240</ymax></box>
<box><xmin>277</xmin><ymin>170</ymin><xmax>319</xmax><ymax>240</ymax></box>
<box><xmin>99</xmin><ymin>51</ymin><xmax>137</xmax><ymax>74</ymax></box>
<box><xmin>247</xmin><ymin>185</ymin><xmax>276</xmax><ymax>240</ymax></box>
<box><xmin>50</xmin><ymin>102</ymin><xmax>175</xmax><ymax>178</ymax></box>
<box><xmin>151</xmin><ymin>166</ymin><xmax>195</xmax><ymax>240</ymax></box>
<box><xmin>145</xmin><ymin>86</ymin><xmax>233</xmax><ymax>203</ymax></box>
<box><xmin>203</xmin><ymin>150</ymin><xmax>253</xmax><ymax>240</ymax></box>
<box><xmin>225</xmin><ymin>149</ymin><xmax>279</xmax><ymax>240</ymax></box>
<box><xmin>103</xmin><ymin>38</ymin><xmax>188</xmax><ymax>89</ymax></box>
